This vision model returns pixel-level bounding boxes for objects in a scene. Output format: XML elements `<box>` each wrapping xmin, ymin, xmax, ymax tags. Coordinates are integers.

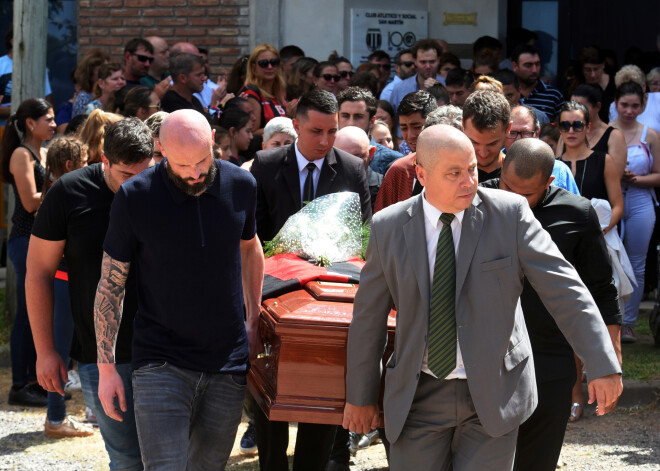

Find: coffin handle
<box><xmin>257</xmin><ymin>342</ymin><xmax>272</xmax><ymax>359</ymax></box>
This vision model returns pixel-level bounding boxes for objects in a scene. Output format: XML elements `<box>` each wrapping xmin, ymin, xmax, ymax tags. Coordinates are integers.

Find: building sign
<box><xmin>350</xmin><ymin>9</ymin><xmax>428</xmax><ymax>67</ymax></box>
<box><xmin>443</xmin><ymin>12</ymin><xmax>478</xmax><ymax>26</ymax></box>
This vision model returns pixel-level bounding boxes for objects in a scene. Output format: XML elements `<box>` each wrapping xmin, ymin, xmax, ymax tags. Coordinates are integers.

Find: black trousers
<box><xmin>514</xmin><ymin>373</ymin><xmax>576</xmax><ymax>471</ymax></box>
<box><xmin>254</xmin><ymin>404</ymin><xmax>336</xmax><ymax>471</ymax></box>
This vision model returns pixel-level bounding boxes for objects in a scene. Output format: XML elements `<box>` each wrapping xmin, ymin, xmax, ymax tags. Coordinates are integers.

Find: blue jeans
<box><xmin>79</xmin><ymin>362</ymin><xmax>143</xmax><ymax>471</ymax></box>
<box><xmin>132</xmin><ymin>362</ymin><xmax>246</xmax><ymax>470</ymax></box>
<box><xmin>47</xmin><ymin>278</ymin><xmax>74</xmax><ymax>422</ymax></box>
<box><xmin>622</xmin><ymin>188</ymin><xmax>656</xmax><ymax>326</ymax></box>
<box><xmin>8</xmin><ymin>236</ymin><xmax>36</xmax><ymax>387</ymax></box>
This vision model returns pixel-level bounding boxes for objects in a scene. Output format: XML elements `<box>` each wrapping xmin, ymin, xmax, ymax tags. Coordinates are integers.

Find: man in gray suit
<box><xmin>343</xmin><ymin>124</ymin><xmax>622</xmax><ymax>470</ymax></box>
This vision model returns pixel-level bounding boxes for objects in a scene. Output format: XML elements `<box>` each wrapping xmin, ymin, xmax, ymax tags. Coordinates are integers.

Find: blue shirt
<box><xmin>389</xmin><ymin>73</ymin><xmax>446</xmax><ymax>113</ymax></box>
<box><xmin>103</xmin><ymin>160</ymin><xmax>257</xmax><ymax>373</ymax></box>
<box><xmin>552</xmin><ymin>160</ymin><xmax>580</xmax><ymax>195</ymax></box>
<box><xmin>369</xmin><ymin>136</ymin><xmax>403</xmax><ymax>175</ymax></box>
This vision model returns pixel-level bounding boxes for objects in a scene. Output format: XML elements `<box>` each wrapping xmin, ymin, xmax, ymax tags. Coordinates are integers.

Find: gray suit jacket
<box><xmin>346</xmin><ymin>188</ymin><xmax>621</xmax><ymax>442</ymax></box>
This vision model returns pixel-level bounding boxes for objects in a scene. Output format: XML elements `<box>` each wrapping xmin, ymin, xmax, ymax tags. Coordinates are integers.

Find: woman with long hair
<box><xmin>121</xmin><ymin>86</ymin><xmax>160</xmax><ymax>120</ymax></box>
<box><xmin>312</xmin><ymin>61</ymin><xmax>340</xmax><ymax>95</ymax></box>
<box><xmin>557</xmin><ymin>100</ymin><xmax>623</xmax><ymax>422</ymax></box>
<box><xmin>329</xmin><ymin>53</ymin><xmax>353</xmax><ymax>94</ymax></box>
<box><xmin>77</xmin><ymin>109</ymin><xmax>122</xmax><ymax>164</ymax></box>
<box><xmin>286</xmin><ymin>57</ymin><xmax>318</xmax><ymax>100</ymax></box>
<box><xmin>240</xmin><ymin>44</ymin><xmax>287</xmax><ymax>135</ymax></box>
<box><xmin>563</xmin><ymin>83</ymin><xmax>627</xmax><ymax>174</ymax></box>
<box><xmin>85</xmin><ymin>62</ymin><xmax>125</xmax><ymax>114</ymax></box>
<box><xmin>71</xmin><ymin>49</ymin><xmax>110</xmax><ymax>118</ymax></box>
<box><xmin>0</xmin><ymin>98</ymin><xmax>55</xmax><ymax>407</ymax></box>
<box><xmin>218</xmin><ymin>108</ymin><xmax>254</xmax><ymax>165</ymax></box>
<box><xmin>611</xmin><ymin>81</ymin><xmax>660</xmax><ymax>343</ymax></box>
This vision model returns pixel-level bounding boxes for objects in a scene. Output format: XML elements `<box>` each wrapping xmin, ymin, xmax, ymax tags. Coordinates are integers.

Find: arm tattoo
<box><xmin>94</xmin><ymin>252</ymin><xmax>130</xmax><ymax>364</ymax></box>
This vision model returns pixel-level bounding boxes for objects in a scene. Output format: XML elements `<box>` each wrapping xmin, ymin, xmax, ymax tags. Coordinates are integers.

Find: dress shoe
<box><xmin>45</xmin><ymin>416</ymin><xmax>94</xmax><ymax>438</ymax></box>
<box><xmin>348</xmin><ymin>431</ymin><xmax>359</xmax><ymax>456</ymax></box>
<box><xmin>358</xmin><ymin>429</ymin><xmax>380</xmax><ymax>448</ymax></box>
<box><xmin>8</xmin><ymin>384</ymin><xmax>48</xmax><ymax>407</ymax></box>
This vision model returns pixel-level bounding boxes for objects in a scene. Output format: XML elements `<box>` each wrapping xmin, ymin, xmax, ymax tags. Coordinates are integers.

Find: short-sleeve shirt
<box><xmin>103</xmin><ymin>160</ymin><xmax>257</xmax><ymax>373</ymax></box>
<box><xmin>31</xmin><ymin>164</ymin><xmax>138</xmax><ymax>364</ymax></box>
<box><xmin>161</xmin><ymin>89</ymin><xmax>206</xmax><ymax>115</ymax></box>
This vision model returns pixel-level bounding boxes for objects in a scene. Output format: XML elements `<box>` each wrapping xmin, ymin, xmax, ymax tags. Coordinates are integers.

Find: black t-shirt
<box><xmin>478</xmin><ymin>166</ymin><xmax>501</xmax><ymax>183</ymax></box>
<box><xmin>103</xmin><ymin>160</ymin><xmax>257</xmax><ymax>373</ymax></box>
<box><xmin>161</xmin><ymin>89</ymin><xmax>206</xmax><ymax>115</ymax></box>
<box><xmin>31</xmin><ymin>164</ymin><xmax>137</xmax><ymax>364</ymax></box>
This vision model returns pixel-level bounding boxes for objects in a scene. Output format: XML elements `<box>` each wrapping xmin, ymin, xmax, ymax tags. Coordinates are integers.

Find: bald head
<box><xmin>503</xmin><ymin>138</ymin><xmax>555</xmax><ymax>181</ymax></box>
<box><xmin>160</xmin><ymin>109</ymin><xmax>213</xmax><ymax>152</ymax></box>
<box><xmin>416</xmin><ymin>124</ymin><xmax>474</xmax><ymax>170</ymax></box>
<box><xmin>171</xmin><ymin>42</ymin><xmax>200</xmax><ymax>57</ymax></box>
<box><xmin>335</xmin><ymin>126</ymin><xmax>373</xmax><ymax>169</ymax></box>
<box><xmin>510</xmin><ymin>105</ymin><xmax>539</xmax><ymax>131</ymax></box>
<box><xmin>146</xmin><ymin>36</ymin><xmax>170</xmax><ymax>74</ymax></box>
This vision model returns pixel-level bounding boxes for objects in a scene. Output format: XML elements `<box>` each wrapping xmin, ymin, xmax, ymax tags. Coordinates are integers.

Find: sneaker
<box><xmin>45</xmin><ymin>416</ymin><xmax>94</xmax><ymax>438</ymax></box>
<box><xmin>621</xmin><ymin>325</ymin><xmax>637</xmax><ymax>343</ymax></box>
<box><xmin>348</xmin><ymin>431</ymin><xmax>360</xmax><ymax>456</ymax></box>
<box><xmin>358</xmin><ymin>429</ymin><xmax>380</xmax><ymax>449</ymax></box>
<box><xmin>65</xmin><ymin>370</ymin><xmax>81</xmax><ymax>391</ymax></box>
<box><xmin>84</xmin><ymin>407</ymin><xmax>99</xmax><ymax>427</ymax></box>
<box><xmin>8</xmin><ymin>385</ymin><xmax>48</xmax><ymax>407</ymax></box>
<box><xmin>239</xmin><ymin>423</ymin><xmax>258</xmax><ymax>455</ymax></box>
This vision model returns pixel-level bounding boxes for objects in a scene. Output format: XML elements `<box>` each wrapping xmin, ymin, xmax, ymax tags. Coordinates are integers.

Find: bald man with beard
<box><xmin>343</xmin><ymin>125</ymin><xmax>622</xmax><ymax>471</ymax></box>
<box><xmin>94</xmin><ymin>109</ymin><xmax>264</xmax><ymax>470</ymax></box>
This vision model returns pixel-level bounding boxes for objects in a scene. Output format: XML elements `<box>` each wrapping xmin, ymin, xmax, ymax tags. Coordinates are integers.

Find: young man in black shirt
<box><xmin>160</xmin><ymin>53</ymin><xmax>207</xmax><ymax>115</ymax></box>
<box><xmin>27</xmin><ymin>118</ymin><xmax>154</xmax><ymax>469</ymax></box>
<box><xmin>482</xmin><ymin>138</ymin><xmax>621</xmax><ymax>471</ymax></box>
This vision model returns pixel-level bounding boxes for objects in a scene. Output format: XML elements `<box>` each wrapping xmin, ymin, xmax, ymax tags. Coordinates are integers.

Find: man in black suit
<box><xmin>250</xmin><ymin>89</ymin><xmax>371</xmax><ymax>471</ymax></box>
<box><xmin>251</xmin><ymin>89</ymin><xmax>372</xmax><ymax>244</ymax></box>
<box><xmin>482</xmin><ymin>138</ymin><xmax>621</xmax><ymax>471</ymax></box>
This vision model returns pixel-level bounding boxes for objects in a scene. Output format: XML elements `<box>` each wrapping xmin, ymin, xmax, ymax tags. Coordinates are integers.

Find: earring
<box><xmin>31</xmin><ymin>126</ymin><xmax>34</xmax><ymax>131</ymax></box>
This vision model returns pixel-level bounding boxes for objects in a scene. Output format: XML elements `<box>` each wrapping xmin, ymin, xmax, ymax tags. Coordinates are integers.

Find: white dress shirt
<box><xmin>420</xmin><ymin>191</ymin><xmax>466</xmax><ymax>379</ymax></box>
<box><xmin>294</xmin><ymin>140</ymin><xmax>325</xmax><ymax>202</ymax></box>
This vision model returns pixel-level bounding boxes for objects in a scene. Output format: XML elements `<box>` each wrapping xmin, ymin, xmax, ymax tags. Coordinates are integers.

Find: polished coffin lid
<box><xmin>248</xmin><ymin>280</ymin><xmax>396</xmax><ymax>425</ymax></box>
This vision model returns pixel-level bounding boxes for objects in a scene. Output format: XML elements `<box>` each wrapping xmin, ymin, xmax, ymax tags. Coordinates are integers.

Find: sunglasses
<box><xmin>558</xmin><ymin>120</ymin><xmax>585</xmax><ymax>132</ymax></box>
<box><xmin>132</xmin><ymin>53</ymin><xmax>153</xmax><ymax>64</ymax></box>
<box><xmin>257</xmin><ymin>58</ymin><xmax>280</xmax><ymax>68</ymax></box>
<box><xmin>401</xmin><ymin>61</ymin><xmax>415</xmax><ymax>68</ymax></box>
<box><xmin>339</xmin><ymin>70</ymin><xmax>353</xmax><ymax>79</ymax></box>
<box><xmin>321</xmin><ymin>74</ymin><xmax>341</xmax><ymax>82</ymax></box>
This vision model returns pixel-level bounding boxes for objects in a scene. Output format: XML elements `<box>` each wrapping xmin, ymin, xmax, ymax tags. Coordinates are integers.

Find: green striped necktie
<box><xmin>427</xmin><ymin>212</ymin><xmax>456</xmax><ymax>379</ymax></box>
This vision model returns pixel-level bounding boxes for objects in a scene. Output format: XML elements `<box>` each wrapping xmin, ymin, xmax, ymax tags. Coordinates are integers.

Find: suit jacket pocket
<box><xmin>481</xmin><ymin>256</ymin><xmax>512</xmax><ymax>272</ymax></box>
<box><xmin>503</xmin><ymin>339</ymin><xmax>530</xmax><ymax>371</ymax></box>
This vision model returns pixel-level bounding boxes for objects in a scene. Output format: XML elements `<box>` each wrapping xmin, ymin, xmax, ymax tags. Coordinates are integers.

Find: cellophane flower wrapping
<box><xmin>264</xmin><ymin>192</ymin><xmax>363</xmax><ymax>263</ymax></box>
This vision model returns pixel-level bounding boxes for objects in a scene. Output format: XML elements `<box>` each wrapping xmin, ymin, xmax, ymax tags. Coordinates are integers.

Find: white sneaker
<box><xmin>65</xmin><ymin>370</ymin><xmax>81</xmax><ymax>391</ymax></box>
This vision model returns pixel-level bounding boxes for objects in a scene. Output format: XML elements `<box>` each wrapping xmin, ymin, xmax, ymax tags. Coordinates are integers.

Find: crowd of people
<box><xmin>0</xmin><ymin>23</ymin><xmax>659</xmax><ymax>471</ymax></box>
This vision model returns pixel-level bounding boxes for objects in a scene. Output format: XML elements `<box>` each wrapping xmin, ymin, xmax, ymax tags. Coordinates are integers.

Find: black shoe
<box><xmin>326</xmin><ymin>460</ymin><xmax>351</xmax><ymax>471</ymax></box>
<box><xmin>64</xmin><ymin>391</ymin><xmax>72</xmax><ymax>401</ymax></box>
<box><xmin>8</xmin><ymin>385</ymin><xmax>48</xmax><ymax>407</ymax></box>
<box><xmin>239</xmin><ymin>423</ymin><xmax>257</xmax><ymax>455</ymax></box>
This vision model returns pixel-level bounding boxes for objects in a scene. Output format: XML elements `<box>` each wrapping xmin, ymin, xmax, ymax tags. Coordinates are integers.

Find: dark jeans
<box><xmin>133</xmin><ymin>362</ymin><xmax>246</xmax><ymax>470</ymax></box>
<box><xmin>8</xmin><ymin>236</ymin><xmax>36</xmax><ymax>387</ymax></box>
<box><xmin>46</xmin><ymin>278</ymin><xmax>74</xmax><ymax>422</ymax></box>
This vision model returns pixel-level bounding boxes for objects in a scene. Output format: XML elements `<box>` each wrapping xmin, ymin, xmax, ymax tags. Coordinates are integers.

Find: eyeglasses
<box><xmin>321</xmin><ymin>74</ymin><xmax>341</xmax><ymax>82</ymax></box>
<box><xmin>339</xmin><ymin>70</ymin><xmax>353</xmax><ymax>79</ymax></box>
<box><xmin>558</xmin><ymin>120</ymin><xmax>585</xmax><ymax>132</ymax></box>
<box><xmin>257</xmin><ymin>58</ymin><xmax>280</xmax><ymax>68</ymax></box>
<box><xmin>506</xmin><ymin>130</ymin><xmax>536</xmax><ymax>139</ymax></box>
<box><xmin>132</xmin><ymin>53</ymin><xmax>153</xmax><ymax>64</ymax></box>
<box><xmin>401</xmin><ymin>61</ymin><xmax>415</xmax><ymax>68</ymax></box>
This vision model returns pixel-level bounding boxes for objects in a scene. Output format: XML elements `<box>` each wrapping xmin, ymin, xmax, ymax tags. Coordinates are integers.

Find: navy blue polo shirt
<box><xmin>103</xmin><ymin>159</ymin><xmax>257</xmax><ymax>373</ymax></box>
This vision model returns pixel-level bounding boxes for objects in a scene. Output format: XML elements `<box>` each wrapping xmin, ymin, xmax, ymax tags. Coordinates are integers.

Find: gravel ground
<box><xmin>1</xmin><ymin>365</ymin><xmax>658</xmax><ymax>470</ymax></box>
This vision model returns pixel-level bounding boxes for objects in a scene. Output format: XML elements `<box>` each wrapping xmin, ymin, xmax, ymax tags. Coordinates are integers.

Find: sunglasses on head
<box><xmin>558</xmin><ymin>120</ymin><xmax>585</xmax><ymax>132</ymax></box>
<box><xmin>132</xmin><ymin>53</ymin><xmax>153</xmax><ymax>64</ymax></box>
<box><xmin>401</xmin><ymin>61</ymin><xmax>415</xmax><ymax>68</ymax></box>
<box><xmin>257</xmin><ymin>58</ymin><xmax>280</xmax><ymax>68</ymax></box>
<box><xmin>339</xmin><ymin>70</ymin><xmax>353</xmax><ymax>79</ymax></box>
<box><xmin>321</xmin><ymin>74</ymin><xmax>341</xmax><ymax>82</ymax></box>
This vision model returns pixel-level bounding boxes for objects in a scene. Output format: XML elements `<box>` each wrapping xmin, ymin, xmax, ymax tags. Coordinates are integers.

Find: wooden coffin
<box><xmin>248</xmin><ymin>280</ymin><xmax>396</xmax><ymax>425</ymax></box>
